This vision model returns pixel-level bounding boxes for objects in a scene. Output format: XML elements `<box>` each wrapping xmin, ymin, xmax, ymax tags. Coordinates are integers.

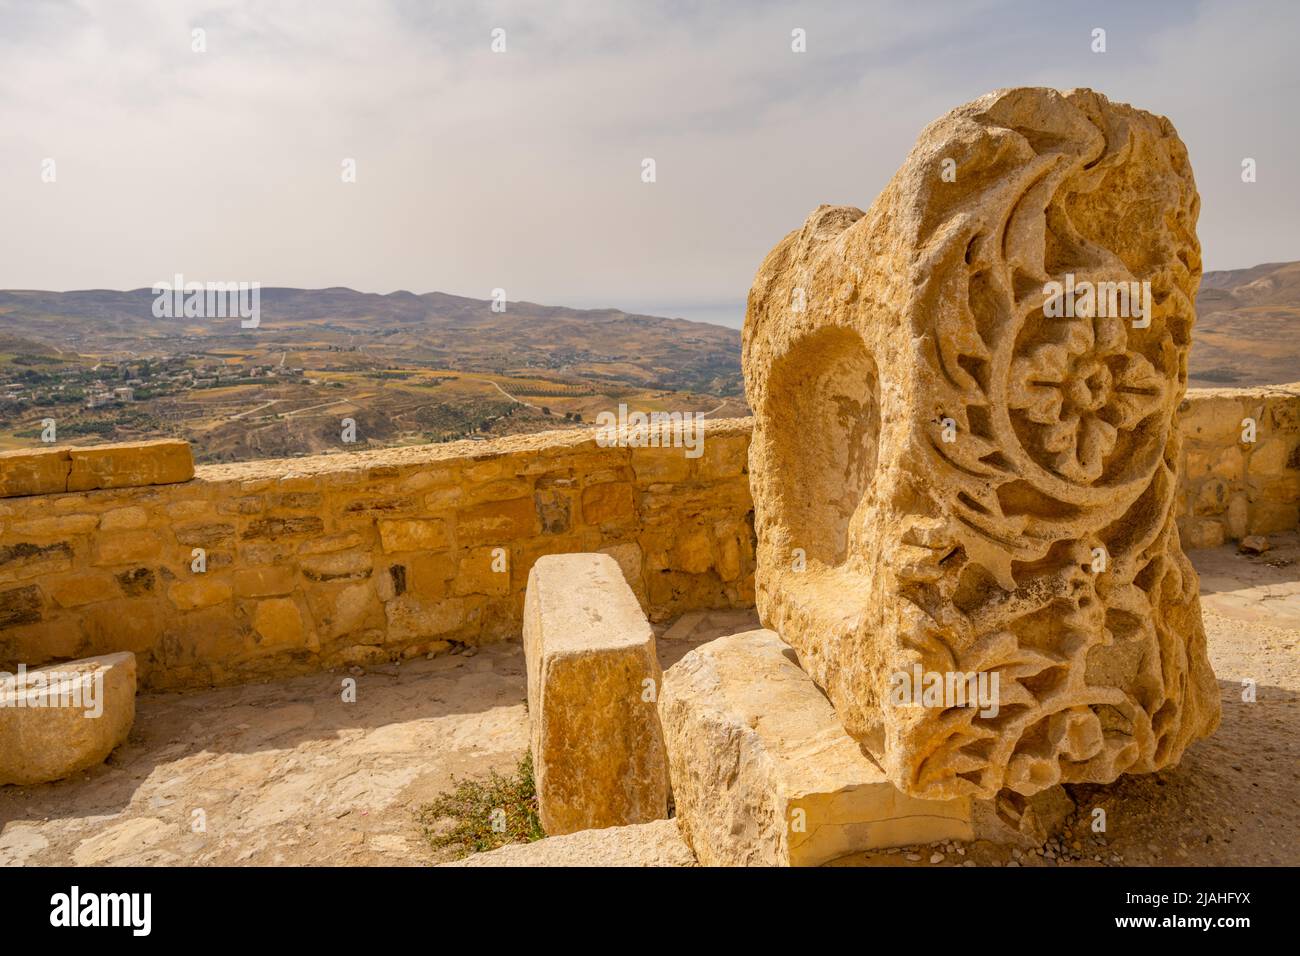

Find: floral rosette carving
<box><xmin>1009</xmin><ymin>313</ymin><xmax>1166</xmax><ymax>484</ymax></box>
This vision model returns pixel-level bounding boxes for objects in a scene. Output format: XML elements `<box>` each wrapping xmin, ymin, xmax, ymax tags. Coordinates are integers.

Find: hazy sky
<box><xmin>1</xmin><ymin>0</ymin><xmax>1296</xmax><ymax>328</ymax></box>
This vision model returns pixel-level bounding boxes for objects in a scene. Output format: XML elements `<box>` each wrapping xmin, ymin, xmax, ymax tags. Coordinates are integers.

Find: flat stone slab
<box><xmin>659</xmin><ymin>629</ymin><xmax>973</xmax><ymax>866</ymax></box>
<box><xmin>523</xmin><ymin>552</ymin><xmax>668</xmax><ymax>835</ymax></box>
<box><xmin>441</xmin><ymin>819</ymin><xmax>695</xmax><ymax>867</ymax></box>
<box><xmin>0</xmin><ymin>440</ymin><xmax>194</xmax><ymax>498</ymax></box>
<box><xmin>0</xmin><ymin>446</ymin><xmax>71</xmax><ymax>498</ymax></box>
<box><xmin>0</xmin><ymin>652</ymin><xmax>137</xmax><ymax>786</ymax></box>
<box><xmin>67</xmin><ymin>439</ymin><xmax>194</xmax><ymax>492</ymax></box>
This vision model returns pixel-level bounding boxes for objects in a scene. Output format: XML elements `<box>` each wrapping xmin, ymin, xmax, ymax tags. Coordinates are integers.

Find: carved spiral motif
<box><xmin>744</xmin><ymin>88</ymin><xmax>1217</xmax><ymax>806</ymax></box>
<box><xmin>896</xmin><ymin>90</ymin><xmax>1206</xmax><ymax>799</ymax></box>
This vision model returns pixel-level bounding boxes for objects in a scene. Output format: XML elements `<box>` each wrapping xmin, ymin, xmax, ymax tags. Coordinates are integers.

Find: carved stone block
<box><xmin>743</xmin><ymin>88</ymin><xmax>1219</xmax><ymax>800</ymax></box>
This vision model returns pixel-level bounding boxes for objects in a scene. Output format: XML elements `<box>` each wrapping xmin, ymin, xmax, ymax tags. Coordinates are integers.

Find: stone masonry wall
<box><xmin>3</xmin><ymin>385</ymin><xmax>1298</xmax><ymax>690</ymax></box>
<box><xmin>1</xmin><ymin>420</ymin><xmax>754</xmax><ymax>689</ymax></box>
<box><xmin>1176</xmin><ymin>384</ymin><xmax>1300</xmax><ymax>549</ymax></box>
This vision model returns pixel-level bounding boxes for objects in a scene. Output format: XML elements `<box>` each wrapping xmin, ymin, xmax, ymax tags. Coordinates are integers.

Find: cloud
<box><xmin>0</xmin><ymin>0</ymin><xmax>1295</xmax><ymax>327</ymax></box>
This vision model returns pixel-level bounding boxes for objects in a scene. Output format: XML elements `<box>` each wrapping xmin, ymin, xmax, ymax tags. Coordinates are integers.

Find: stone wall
<box><xmin>1176</xmin><ymin>384</ymin><xmax>1300</xmax><ymax>549</ymax></box>
<box><xmin>1</xmin><ymin>420</ymin><xmax>754</xmax><ymax>689</ymax></box>
<box><xmin>3</xmin><ymin>385</ymin><xmax>1298</xmax><ymax>690</ymax></box>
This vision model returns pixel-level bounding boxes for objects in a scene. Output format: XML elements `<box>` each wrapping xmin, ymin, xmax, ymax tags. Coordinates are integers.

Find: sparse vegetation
<box><xmin>417</xmin><ymin>754</ymin><xmax>545</xmax><ymax>858</ymax></box>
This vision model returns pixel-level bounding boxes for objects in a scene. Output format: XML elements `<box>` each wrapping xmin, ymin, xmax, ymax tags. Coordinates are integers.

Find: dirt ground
<box><xmin>0</xmin><ymin>608</ymin><xmax>752</xmax><ymax>866</ymax></box>
<box><xmin>1</xmin><ymin>539</ymin><xmax>1297</xmax><ymax>868</ymax></box>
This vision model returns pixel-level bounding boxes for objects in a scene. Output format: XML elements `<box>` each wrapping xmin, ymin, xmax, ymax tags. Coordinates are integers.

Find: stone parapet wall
<box><xmin>1176</xmin><ymin>384</ymin><xmax>1300</xmax><ymax>548</ymax></box>
<box><xmin>1</xmin><ymin>421</ymin><xmax>754</xmax><ymax>689</ymax></box>
<box><xmin>2</xmin><ymin>385</ymin><xmax>1298</xmax><ymax>690</ymax></box>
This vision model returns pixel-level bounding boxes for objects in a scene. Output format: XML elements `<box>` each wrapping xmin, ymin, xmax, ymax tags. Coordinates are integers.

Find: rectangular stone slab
<box><xmin>67</xmin><ymin>439</ymin><xmax>194</xmax><ymax>492</ymax></box>
<box><xmin>523</xmin><ymin>552</ymin><xmax>668</xmax><ymax>835</ymax></box>
<box><xmin>1</xmin><ymin>440</ymin><xmax>193</xmax><ymax>498</ymax></box>
<box><xmin>659</xmin><ymin>629</ymin><xmax>973</xmax><ymax>866</ymax></box>
<box><xmin>0</xmin><ymin>446</ymin><xmax>72</xmax><ymax>498</ymax></box>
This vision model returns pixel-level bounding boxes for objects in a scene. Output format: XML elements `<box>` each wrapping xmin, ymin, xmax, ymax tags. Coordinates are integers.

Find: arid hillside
<box><xmin>3</xmin><ymin>264</ymin><xmax>1299</xmax><ymax>462</ymax></box>
<box><xmin>1193</xmin><ymin>261</ymin><xmax>1300</xmax><ymax>387</ymax></box>
<box><xmin>0</xmin><ymin>289</ymin><xmax>748</xmax><ymax>463</ymax></box>
<box><xmin>0</xmin><ymin>288</ymin><xmax>742</xmax><ymax>397</ymax></box>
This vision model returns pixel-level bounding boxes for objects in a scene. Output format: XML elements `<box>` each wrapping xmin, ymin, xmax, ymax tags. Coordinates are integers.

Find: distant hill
<box><xmin>0</xmin><ymin>288</ymin><xmax>743</xmax><ymax>397</ymax></box>
<box><xmin>1192</xmin><ymin>261</ymin><xmax>1300</xmax><ymax>387</ymax></box>
<box><xmin>0</xmin><ymin>331</ymin><xmax>59</xmax><ymax>357</ymax></box>
<box><xmin>3</xmin><ymin>263</ymin><xmax>1300</xmax><ymax>394</ymax></box>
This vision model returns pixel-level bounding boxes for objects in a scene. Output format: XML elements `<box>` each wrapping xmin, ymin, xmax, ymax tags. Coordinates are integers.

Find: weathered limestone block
<box><xmin>441</xmin><ymin>818</ymin><xmax>695</xmax><ymax>867</ymax></box>
<box><xmin>67</xmin><ymin>440</ymin><xmax>194</xmax><ymax>492</ymax></box>
<box><xmin>743</xmin><ymin>88</ymin><xmax>1219</xmax><ymax>802</ymax></box>
<box><xmin>0</xmin><ymin>652</ymin><xmax>136</xmax><ymax>786</ymax></box>
<box><xmin>0</xmin><ymin>447</ymin><xmax>71</xmax><ymax>498</ymax></box>
<box><xmin>660</xmin><ymin>629</ymin><xmax>974</xmax><ymax>866</ymax></box>
<box><xmin>523</xmin><ymin>553</ymin><xmax>668</xmax><ymax>835</ymax></box>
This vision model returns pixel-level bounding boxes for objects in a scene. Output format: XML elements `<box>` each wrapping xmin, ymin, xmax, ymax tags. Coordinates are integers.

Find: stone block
<box><xmin>306</xmin><ymin>581</ymin><xmax>384</xmax><ymax>640</ymax></box>
<box><xmin>92</xmin><ymin>531</ymin><xmax>163</xmax><ymax>566</ymax></box>
<box><xmin>173</xmin><ymin>522</ymin><xmax>236</xmax><ymax>548</ymax></box>
<box><xmin>0</xmin><ymin>584</ymin><xmax>43</xmax><ymax>628</ymax></box>
<box><xmin>405</xmin><ymin>552</ymin><xmax>456</xmax><ymax>598</ymax></box>
<box><xmin>453</xmin><ymin>546</ymin><xmax>511</xmax><ymax>596</ymax></box>
<box><xmin>0</xmin><ymin>447</ymin><xmax>71</xmax><ymax>498</ymax></box>
<box><xmin>660</xmin><ymin>629</ymin><xmax>973</xmax><ymax>866</ymax></box>
<box><xmin>66</xmin><ymin>440</ymin><xmax>194</xmax><ymax>492</ymax></box>
<box><xmin>1184</xmin><ymin>517</ymin><xmax>1227</xmax><ymax>551</ymax></box>
<box><xmin>378</xmin><ymin>518</ymin><xmax>450</xmax><ymax>553</ymax></box>
<box><xmin>299</xmin><ymin>552</ymin><xmax>372</xmax><ymax>583</ymax></box>
<box><xmin>251</xmin><ymin>598</ymin><xmax>305</xmax><ymax>650</ymax></box>
<box><xmin>1226</xmin><ymin>493</ymin><xmax>1249</xmax><ymax>539</ymax></box>
<box><xmin>1248</xmin><ymin>499</ymin><xmax>1299</xmax><ymax>535</ymax></box>
<box><xmin>80</xmin><ymin>600</ymin><xmax>165</xmax><ymax>655</ymax></box>
<box><xmin>9</xmin><ymin>514</ymin><xmax>97</xmax><ymax>539</ymax></box>
<box><xmin>523</xmin><ymin>552</ymin><xmax>668</xmax><ymax>835</ymax></box>
<box><xmin>581</xmin><ymin>482</ymin><xmax>636</xmax><ymax>526</ymax></box>
<box><xmin>45</xmin><ymin>571</ymin><xmax>121</xmax><ymax>609</ymax></box>
<box><xmin>630</xmin><ymin>445</ymin><xmax>692</xmax><ymax>484</ymax></box>
<box><xmin>167</xmin><ymin>577</ymin><xmax>233</xmax><ymax>611</ymax></box>
<box><xmin>743</xmin><ymin>88</ymin><xmax>1219</xmax><ymax>801</ymax></box>
<box><xmin>241</xmin><ymin>516</ymin><xmax>324</xmax><ymax>540</ymax></box>
<box><xmin>234</xmin><ymin>566</ymin><xmax>297</xmax><ymax>597</ymax></box>
<box><xmin>1248</xmin><ymin>436</ymin><xmax>1293</xmax><ymax>476</ymax></box>
<box><xmin>0</xmin><ymin>652</ymin><xmax>136</xmax><ymax>786</ymax></box>
<box><xmin>384</xmin><ymin>595</ymin><xmax>472</xmax><ymax>641</ymax></box>
<box><xmin>456</xmin><ymin>497</ymin><xmax>536</xmax><ymax>545</ymax></box>
<box><xmin>100</xmin><ymin>506</ymin><xmax>150</xmax><ymax>531</ymax></box>
<box><xmin>697</xmin><ymin>434</ymin><xmax>748</xmax><ymax>479</ymax></box>
<box><xmin>1179</xmin><ymin>397</ymin><xmax>1248</xmax><ymax>445</ymax></box>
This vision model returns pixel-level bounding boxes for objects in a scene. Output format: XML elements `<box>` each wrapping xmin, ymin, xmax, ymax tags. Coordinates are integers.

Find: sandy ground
<box><xmin>1</xmin><ymin>539</ymin><xmax>1296</xmax><ymax>868</ymax></box>
<box><xmin>0</xmin><ymin>608</ymin><xmax>753</xmax><ymax>867</ymax></box>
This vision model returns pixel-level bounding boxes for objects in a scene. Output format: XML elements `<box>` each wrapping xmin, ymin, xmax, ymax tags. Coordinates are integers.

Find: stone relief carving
<box><xmin>743</xmin><ymin>88</ymin><xmax>1220</xmax><ymax>800</ymax></box>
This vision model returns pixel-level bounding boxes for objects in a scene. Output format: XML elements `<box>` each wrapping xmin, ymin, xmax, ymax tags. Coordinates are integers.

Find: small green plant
<box><xmin>418</xmin><ymin>754</ymin><xmax>545</xmax><ymax>858</ymax></box>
